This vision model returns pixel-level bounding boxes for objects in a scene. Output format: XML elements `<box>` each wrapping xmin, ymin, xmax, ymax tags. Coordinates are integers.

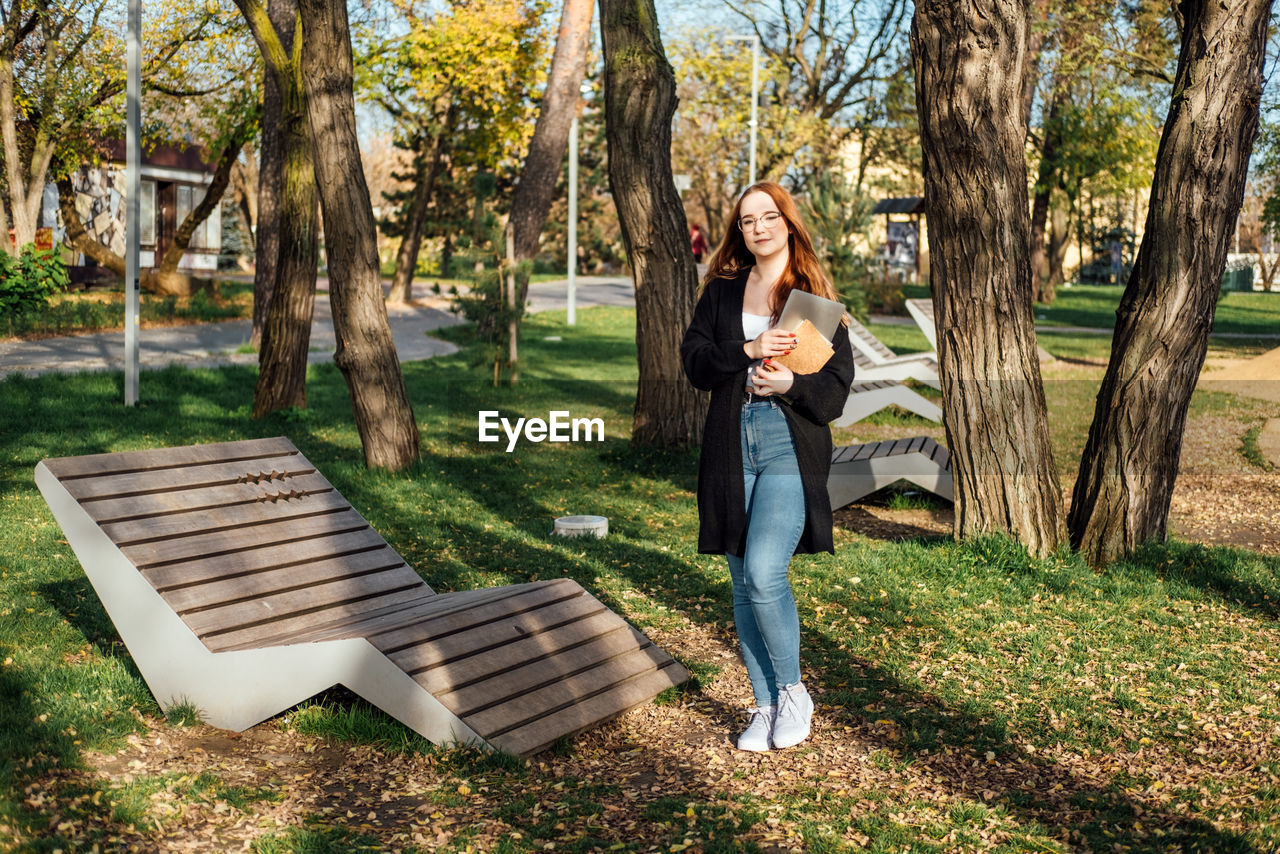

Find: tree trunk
<box><xmin>388</xmin><ymin>132</ymin><xmax>447</xmax><ymax>304</ymax></box>
<box><xmin>1019</xmin><ymin>0</ymin><xmax>1051</xmax><ymax>132</ymax></box>
<box><xmin>298</xmin><ymin>0</ymin><xmax>419</xmax><ymax>470</ymax></box>
<box><xmin>251</xmin><ymin>20</ymin><xmax>284</xmax><ymax>350</ymax></box>
<box><xmin>1029</xmin><ymin>88</ymin><xmax>1065</xmax><ymax>302</ymax></box>
<box><xmin>1046</xmin><ymin>204</ymin><xmax>1068</xmax><ymax>295</ymax></box>
<box><xmin>912</xmin><ymin>0</ymin><xmax>1066</xmax><ymax>558</ymax></box>
<box><xmin>509</xmin><ymin>0</ymin><xmax>594</xmax><ymax>265</ymax></box>
<box><xmin>0</xmin><ymin>51</ymin><xmax>54</xmax><ymax>253</ymax></box>
<box><xmin>600</xmin><ymin>0</ymin><xmax>705</xmax><ymax>447</ymax></box>
<box><xmin>231</xmin><ymin>143</ymin><xmax>259</xmax><ymax>243</ymax></box>
<box><xmin>253</xmin><ymin>101</ymin><xmax>320</xmax><ymax>416</ymax></box>
<box><xmin>1068</xmin><ymin>0</ymin><xmax>1271</xmax><ymax>567</ymax></box>
<box><xmin>235</xmin><ymin>0</ymin><xmax>321</xmax><ymax>417</ymax></box>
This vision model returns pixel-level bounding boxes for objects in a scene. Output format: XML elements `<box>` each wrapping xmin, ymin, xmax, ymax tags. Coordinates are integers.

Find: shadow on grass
<box><xmin>1116</xmin><ymin>540</ymin><xmax>1280</xmax><ymax>622</ymax></box>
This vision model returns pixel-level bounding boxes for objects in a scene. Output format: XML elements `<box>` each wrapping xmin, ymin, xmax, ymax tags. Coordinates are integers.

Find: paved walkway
<box><xmin>4</xmin><ymin>276</ymin><xmax>1276</xmax><ymax>378</ymax></box>
<box><xmin>0</xmin><ymin>276</ymin><xmax>634</xmax><ymax>378</ymax></box>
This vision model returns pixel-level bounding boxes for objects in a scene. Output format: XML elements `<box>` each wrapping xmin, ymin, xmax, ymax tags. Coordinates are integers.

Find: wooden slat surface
<box><xmin>102</xmin><ymin>490</ymin><xmax>353</xmax><ymax>545</ymax></box>
<box><xmin>485</xmin><ymin>660</ymin><xmax>689</xmax><ymax>756</ymax></box>
<box><xmin>42</xmin><ymin>437</ymin><xmax>299</xmax><ymax>480</ymax></box>
<box><xmin>185</xmin><ymin>566</ymin><xmax>428</xmax><ymax>636</ymax></box>
<box><xmin>201</xmin><ymin>587</ymin><xmax>439</xmax><ymax>652</ymax></box>
<box><xmin>436</xmin><ymin>624</ymin><xmax>655</xmax><ymax>715</ymax></box>
<box><xmin>848</xmin><ymin>380</ymin><xmax>896</xmax><ymax>394</ymax></box>
<box><xmin>384</xmin><ymin>586</ymin><xmax>603</xmax><ymax>673</ymax></box>
<box><xmin>283</xmin><ymin>585</ymin><xmax>524</xmax><ymax>645</ymax></box>
<box><xmin>80</xmin><ymin>473</ymin><xmax>335</xmax><ymax>524</ymax></box>
<box><xmin>61</xmin><ymin>454</ymin><xmax>319</xmax><ymax>503</ymax></box>
<box><xmin>462</xmin><ymin>644</ymin><xmax>675</xmax><ymax>736</ymax></box>
<box><xmin>831</xmin><ymin>438</ymin><xmax>951</xmax><ymax>467</ymax></box>
<box><xmin>159</xmin><ymin>549</ymin><xmax>416</xmax><ymax>612</ymax></box>
<box><xmin>848</xmin><ymin>318</ymin><xmax>898</xmax><ymax>361</ymax></box>
<box><xmin>122</xmin><ymin>508</ymin><xmax>373</xmax><ymax>568</ymax></box>
<box><xmin>412</xmin><ymin>605</ymin><xmax>629</xmax><ymax>696</ymax></box>
<box><xmin>140</xmin><ymin>528</ymin><xmax>398</xmax><ymax>590</ymax></box>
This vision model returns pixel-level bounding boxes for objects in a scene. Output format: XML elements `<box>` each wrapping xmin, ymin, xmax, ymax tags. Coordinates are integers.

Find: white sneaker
<box><xmin>771</xmin><ymin>682</ymin><xmax>813</xmax><ymax>749</ymax></box>
<box><xmin>736</xmin><ymin>705</ymin><xmax>775</xmax><ymax>752</ymax></box>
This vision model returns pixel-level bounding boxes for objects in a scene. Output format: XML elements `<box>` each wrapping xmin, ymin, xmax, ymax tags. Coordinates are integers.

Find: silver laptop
<box><xmin>777</xmin><ymin>289</ymin><xmax>846</xmax><ymax>342</ymax></box>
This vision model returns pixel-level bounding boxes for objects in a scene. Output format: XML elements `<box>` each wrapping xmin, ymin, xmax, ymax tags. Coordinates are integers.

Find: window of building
<box><xmin>139</xmin><ymin>180</ymin><xmax>156</xmax><ymax>247</ymax></box>
<box><xmin>174</xmin><ymin>183</ymin><xmax>220</xmax><ymax>252</ymax></box>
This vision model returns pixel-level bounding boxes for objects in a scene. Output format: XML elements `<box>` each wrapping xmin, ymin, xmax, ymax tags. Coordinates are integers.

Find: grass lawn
<box><xmin>899</xmin><ymin>281</ymin><xmax>1280</xmax><ymax>345</ymax></box>
<box><xmin>1</xmin><ymin>307</ymin><xmax>1278</xmax><ymax>852</ymax></box>
<box><xmin>1034</xmin><ymin>284</ymin><xmax>1280</xmax><ymax>338</ymax></box>
<box><xmin>1</xmin><ymin>279</ymin><xmax>255</xmax><ymax>340</ymax></box>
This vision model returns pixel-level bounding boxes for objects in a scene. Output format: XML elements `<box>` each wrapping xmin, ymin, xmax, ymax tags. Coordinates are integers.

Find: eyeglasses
<box><xmin>738</xmin><ymin>211</ymin><xmax>784</xmax><ymax>231</ymax></box>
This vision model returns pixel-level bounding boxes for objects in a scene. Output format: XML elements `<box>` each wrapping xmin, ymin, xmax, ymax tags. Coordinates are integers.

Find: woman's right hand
<box><xmin>745</xmin><ymin>328</ymin><xmax>798</xmax><ymax>360</ymax></box>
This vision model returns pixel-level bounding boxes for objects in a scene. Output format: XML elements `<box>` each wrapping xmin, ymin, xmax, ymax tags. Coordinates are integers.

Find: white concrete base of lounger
<box><xmin>827</xmin><ymin>437</ymin><xmax>954</xmax><ymax>509</ymax></box>
<box><xmin>35</xmin><ymin>438</ymin><xmax>688</xmax><ymax>756</ymax></box>
<box><xmin>833</xmin><ymin>380</ymin><xmax>942</xmax><ymax>426</ymax></box>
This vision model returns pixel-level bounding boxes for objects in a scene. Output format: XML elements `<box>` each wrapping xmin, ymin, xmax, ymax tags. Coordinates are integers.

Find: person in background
<box><xmin>680</xmin><ymin>182</ymin><xmax>854</xmax><ymax>751</ymax></box>
<box><xmin>690</xmin><ymin>223</ymin><xmax>708</xmax><ymax>263</ymax></box>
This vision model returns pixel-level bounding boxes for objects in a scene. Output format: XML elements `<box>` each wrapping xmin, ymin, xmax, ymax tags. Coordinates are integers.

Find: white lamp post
<box><xmin>567</xmin><ymin>113</ymin><xmax>578</xmax><ymax>326</ymax></box>
<box><xmin>125</xmin><ymin>0</ymin><xmax>141</xmax><ymax>405</ymax></box>
<box><xmin>726</xmin><ymin>34</ymin><xmax>760</xmax><ymax>187</ymax></box>
<box><xmin>567</xmin><ymin>80</ymin><xmax>593</xmax><ymax>326</ymax></box>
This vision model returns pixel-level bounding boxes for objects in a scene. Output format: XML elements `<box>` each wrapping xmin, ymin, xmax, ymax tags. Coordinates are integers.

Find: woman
<box><xmin>680</xmin><ymin>182</ymin><xmax>854</xmax><ymax>751</ymax></box>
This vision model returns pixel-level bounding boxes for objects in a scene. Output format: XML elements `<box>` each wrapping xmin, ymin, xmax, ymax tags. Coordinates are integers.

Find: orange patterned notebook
<box><xmin>771</xmin><ymin>318</ymin><xmax>833</xmax><ymax>374</ymax></box>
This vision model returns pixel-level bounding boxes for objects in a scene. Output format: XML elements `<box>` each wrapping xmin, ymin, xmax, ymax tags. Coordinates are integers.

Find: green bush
<box><xmin>0</xmin><ymin>245</ymin><xmax>69</xmax><ymax>317</ymax></box>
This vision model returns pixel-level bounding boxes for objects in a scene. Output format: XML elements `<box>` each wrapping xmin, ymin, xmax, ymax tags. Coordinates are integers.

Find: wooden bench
<box><xmin>827</xmin><ymin>436</ymin><xmax>954</xmax><ymax>509</ymax></box>
<box><xmin>35</xmin><ymin>437</ymin><xmax>688</xmax><ymax>756</ymax></box>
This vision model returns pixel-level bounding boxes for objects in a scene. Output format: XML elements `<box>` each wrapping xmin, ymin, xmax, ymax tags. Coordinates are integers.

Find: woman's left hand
<box><xmin>751</xmin><ymin>359</ymin><xmax>794</xmax><ymax>396</ymax></box>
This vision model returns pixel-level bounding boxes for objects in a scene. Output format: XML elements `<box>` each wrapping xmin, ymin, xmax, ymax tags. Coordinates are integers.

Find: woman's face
<box><xmin>738</xmin><ymin>190</ymin><xmax>789</xmax><ymax>264</ymax></box>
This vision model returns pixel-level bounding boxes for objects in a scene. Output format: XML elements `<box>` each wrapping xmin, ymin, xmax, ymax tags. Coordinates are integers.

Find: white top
<box><xmin>742</xmin><ymin>312</ymin><xmax>773</xmax><ymax>395</ymax></box>
<box><xmin>742</xmin><ymin>312</ymin><xmax>771</xmax><ymax>341</ymax></box>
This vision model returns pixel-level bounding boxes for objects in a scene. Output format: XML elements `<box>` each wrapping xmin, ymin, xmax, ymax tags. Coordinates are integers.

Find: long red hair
<box><xmin>703</xmin><ymin>182</ymin><xmax>842</xmax><ymax>322</ymax></box>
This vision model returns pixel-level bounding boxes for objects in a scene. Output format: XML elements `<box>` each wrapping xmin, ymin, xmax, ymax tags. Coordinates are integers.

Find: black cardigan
<box><xmin>680</xmin><ymin>273</ymin><xmax>856</xmax><ymax>556</ymax></box>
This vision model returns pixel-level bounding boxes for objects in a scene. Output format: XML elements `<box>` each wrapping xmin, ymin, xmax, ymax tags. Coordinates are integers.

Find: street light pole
<box><xmin>567</xmin><ymin>114</ymin><xmax>578</xmax><ymax>326</ymax></box>
<box><xmin>727</xmin><ymin>34</ymin><xmax>760</xmax><ymax>186</ymax></box>
<box><xmin>567</xmin><ymin>81</ymin><xmax>592</xmax><ymax>326</ymax></box>
<box><xmin>125</xmin><ymin>0</ymin><xmax>141</xmax><ymax>406</ymax></box>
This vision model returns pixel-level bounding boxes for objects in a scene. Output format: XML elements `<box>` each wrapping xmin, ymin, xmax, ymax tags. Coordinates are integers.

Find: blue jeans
<box><xmin>728</xmin><ymin>399</ymin><xmax>806</xmax><ymax>706</ymax></box>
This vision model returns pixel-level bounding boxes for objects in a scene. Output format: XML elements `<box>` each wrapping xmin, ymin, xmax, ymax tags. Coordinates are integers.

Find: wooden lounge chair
<box><xmin>827</xmin><ymin>436</ymin><xmax>954</xmax><ymax>509</ymax></box>
<box><xmin>834</xmin><ymin>380</ymin><xmax>942</xmax><ymax>426</ymax></box>
<box><xmin>35</xmin><ymin>437</ymin><xmax>688</xmax><ymax>757</ymax></box>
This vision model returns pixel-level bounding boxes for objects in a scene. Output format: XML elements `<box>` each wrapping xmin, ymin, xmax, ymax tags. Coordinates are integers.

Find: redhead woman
<box><xmin>680</xmin><ymin>182</ymin><xmax>854</xmax><ymax>751</ymax></box>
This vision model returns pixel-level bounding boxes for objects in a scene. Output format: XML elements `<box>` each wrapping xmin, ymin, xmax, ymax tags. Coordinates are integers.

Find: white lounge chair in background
<box><xmin>904</xmin><ymin>298</ymin><xmax>939</xmax><ymax>350</ymax></box>
<box><xmin>834</xmin><ymin>380</ymin><xmax>943</xmax><ymax>426</ymax></box>
<box><xmin>827</xmin><ymin>436</ymin><xmax>954</xmax><ymax>509</ymax></box>
<box><xmin>905</xmin><ymin>297</ymin><xmax>1054</xmax><ymax>364</ymax></box>
<box><xmin>846</xmin><ymin>316</ymin><xmax>940</xmax><ymax>389</ymax></box>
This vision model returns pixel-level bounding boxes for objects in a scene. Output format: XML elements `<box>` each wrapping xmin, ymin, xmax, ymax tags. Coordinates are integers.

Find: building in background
<box><xmin>61</xmin><ymin>141</ymin><xmax>221</xmax><ymax>285</ymax></box>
